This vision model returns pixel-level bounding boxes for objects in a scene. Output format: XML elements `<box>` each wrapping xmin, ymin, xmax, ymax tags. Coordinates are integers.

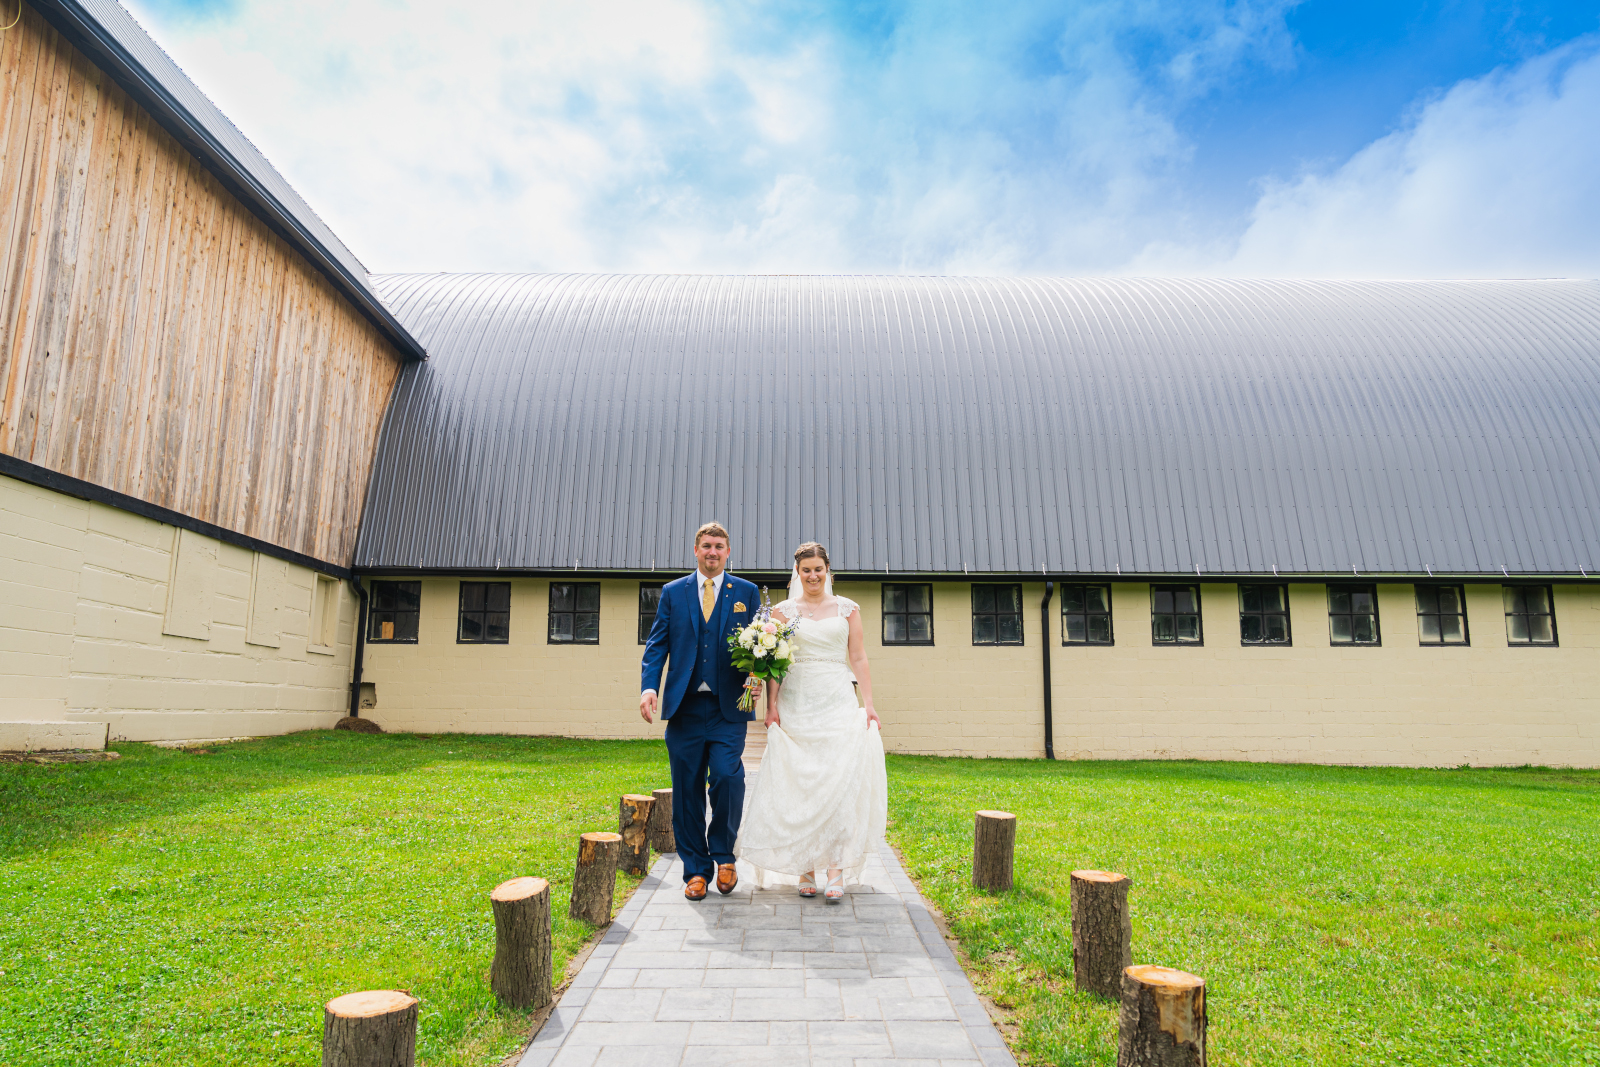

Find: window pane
<box><xmin>884</xmin><ymin>615</ymin><xmax>907</xmax><ymax>643</ymax></box>
<box><xmin>1153</xmin><ymin>615</ymin><xmax>1175</xmax><ymax>642</ymax></box>
<box><xmin>1087</xmin><ymin>616</ymin><xmax>1112</xmax><ymax>643</ymax></box>
<box><xmin>641</xmin><ymin>585</ymin><xmax>662</xmax><ymax>612</ymax></box>
<box><xmin>908</xmin><ymin>586</ymin><xmax>931</xmax><ymax>613</ymax></box>
<box><xmin>550</xmin><ymin>613</ymin><xmax>573</xmax><ymax>641</ymax></box>
<box><xmin>1153</xmin><ymin>590</ymin><xmax>1173</xmax><ymax>613</ymax></box>
<box><xmin>1063</xmin><ymin>587</ymin><xmax>1085</xmax><ymax>612</ymax></box>
<box><xmin>1265</xmin><ymin>615</ymin><xmax>1287</xmax><ymax>642</ymax></box>
<box><xmin>1420</xmin><ymin>615</ymin><xmax>1441</xmax><ymax>642</ymax></box>
<box><xmin>908</xmin><ymin>614</ymin><xmax>932</xmax><ymax>642</ymax></box>
<box><xmin>1329</xmin><ymin>589</ymin><xmax>1351</xmax><ymax>614</ymax></box>
<box><xmin>1504</xmin><ymin>586</ymin><xmax>1523</xmax><ymax>613</ymax></box>
<box><xmin>973</xmin><ymin>615</ymin><xmax>997</xmax><ymax>644</ymax></box>
<box><xmin>1263</xmin><ymin>586</ymin><xmax>1286</xmax><ymax>612</ymax></box>
<box><xmin>487</xmin><ymin>583</ymin><xmax>511</xmax><ymax>611</ymax></box>
<box><xmin>1526</xmin><ymin>587</ymin><xmax>1550</xmax><ymax>613</ymax></box>
<box><xmin>1351</xmin><ymin>590</ymin><xmax>1375</xmax><ymax>613</ymax></box>
<box><xmin>884</xmin><ymin>587</ymin><xmax>906</xmax><ymax>613</ymax></box>
<box><xmin>1351</xmin><ymin>617</ymin><xmax>1374</xmax><ymax>643</ymax></box>
<box><xmin>1438</xmin><ymin>587</ymin><xmax>1460</xmax><ymax>614</ymax></box>
<box><xmin>1065</xmin><ymin>615</ymin><xmax>1087</xmax><ymax>642</ymax></box>
<box><xmin>1241</xmin><ymin>615</ymin><xmax>1262</xmax><ymax>642</ymax></box>
<box><xmin>373</xmin><ymin>585</ymin><xmax>397</xmax><ymax>610</ymax></box>
<box><xmin>461</xmin><ymin>583</ymin><xmax>486</xmax><ymax>611</ymax></box>
<box><xmin>577</xmin><ymin>584</ymin><xmax>601</xmax><ymax>611</ymax></box>
<box><xmin>973</xmin><ymin>586</ymin><xmax>995</xmax><ymax>613</ymax></box>
<box><xmin>1508</xmin><ymin>615</ymin><xmax>1530</xmax><ymax>642</ymax></box>
<box><xmin>1415</xmin><ymin>586</ymin><xmax>1438</xmax><ymax>613</ymax></box>
<box><xmin>486</xmin><ymin>613</ymin><xmax>509</xmax><ymax>642</ymax></box>
<box><xmin>1174</xmin><ymin>588</ymin><xmax>1196</xmax><ymax>614</ymax></box>
<box><xmin>394</xmin><ymin>613</ymin><xmax>418</xmax><ymax>642</ymax></box>
<box><xmin>1001</xmin><ymin>586</ymin><xmax>1021</xmax><ymax>612</ymax></box>
<box><xmin>998</xmin><ymin>615</ymin><xmax>1022</xmax><ymax>644</ymax></box>
<box><xmin>550</xmin><ymin>584</ymin><xmax>574</xmax><ymax>612</ymax></box>
<box><xmin>1331</xmin><ymin>616</ymin><xmax>1352</xmax><ymax>643</ymax></box>
<box><xmin>1440</xmin><ymin>615</ymin><xmax>1464</xmax><ymax>643</ymax></box>
<box><xmin>1241</xmin><ymin>586</ymin><xmax>1261</xmax><ymax>613</ymax></box>
<box><xmin>1087</xmin><ymin>586</ymin><xmax>1110</xmax><ymax>613</ymax></box>
<box><xmin>460</xmin><ymin>613</ymin><xmax>483</xmax><ymax>642</ymax></box>
<box><xmin>398</xmin><ymin>584</ymin><xmax>420</xmax><ymax>610</ymax></box>
<box><xmin>1529</xmin><ymin>616</ymin><xmax>1553</xmax><ymax>642</ymax></box>
<box><xmin>576</xmin><ymin>613</ymin><xmax>600</xmax><ymax>643</ymax></box>
<box><xmin>1176</xmin><ymin>616</ymin><xmax>1199</xmax><ymax>641</ymax></box>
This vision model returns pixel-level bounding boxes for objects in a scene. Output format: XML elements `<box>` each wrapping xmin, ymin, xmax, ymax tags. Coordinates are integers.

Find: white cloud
<box><xmin>1167</xmin><ymin>37</ymin><xmax>1600</xmax><ymax>277</ymax></box>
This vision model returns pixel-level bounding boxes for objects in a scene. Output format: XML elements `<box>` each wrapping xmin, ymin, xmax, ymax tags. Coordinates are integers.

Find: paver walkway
<box><xmin>518</xmin><ymin>844</ymin><xmax>1018</xmax><ymax>1067</ymax></box>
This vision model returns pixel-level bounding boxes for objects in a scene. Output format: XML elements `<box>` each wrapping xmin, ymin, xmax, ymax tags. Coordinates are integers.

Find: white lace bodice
<box><xmin>778</xmin><ymin>597</ymin><xmax>858</xmax><ymax>665</ymax></box>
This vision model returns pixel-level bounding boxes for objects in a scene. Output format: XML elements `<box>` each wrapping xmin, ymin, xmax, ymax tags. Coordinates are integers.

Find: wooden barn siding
<box><xmin>0</xmin><ymin>7</ymin><xmax>402</xmax><ymax>567</ymax></box>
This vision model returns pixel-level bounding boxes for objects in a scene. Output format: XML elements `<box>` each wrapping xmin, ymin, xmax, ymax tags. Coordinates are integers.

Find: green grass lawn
<box><xmin>885</xmin><ymin>757</ymin><xmax>1600</xmax><ymax>1067</ymax></box>
<box><xmin>0</xmin><ymin>733</ymin><xmax>669</xmax><ymax>1067</ymax></box>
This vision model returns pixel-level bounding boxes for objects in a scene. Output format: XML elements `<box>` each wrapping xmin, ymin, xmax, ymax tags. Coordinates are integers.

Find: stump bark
<box><xmin>619</xmin><ymin>794</ymin><xmax>656</xmax><ymax>876</ymax></box>
<box><xmin>1117</xmin><ymin>965</ymin><xmax>1206</xmax><ymax>1067</ymax></box>
<box><xmin>972</xmin><ymin>810</ymin><xmax>1017</xmax><ymax>891</ymax></box>
<box><xmin>648</xmin><ymin>787</ymin><xmax>675</xmax><ymax>853</ymax></box>
<box><xmin>322</xmin><ymin>990</ymin><xmax>417</xmax><ymax>1067</ymax></box>
<box><xmin>568</xmin><ymin>831</ymin><xmax>622</xmax><ymax>924</ymax></box>
<box><xmin>1071</xmin><ymin>869</ymin><xmax>1133</xmax><ymax>998</ymax></box>
<box><xmin>489</xmin><ymin>876</ymin><xmax>553</xmax><ymax>1010</ymax></box>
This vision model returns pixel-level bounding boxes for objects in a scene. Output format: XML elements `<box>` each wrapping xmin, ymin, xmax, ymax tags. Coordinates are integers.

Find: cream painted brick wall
<box><xmin>1</xmin><ymin>475</ymin><xmax>355</xmax><ymax>741</ymax></box>
<box><xmin>362</xmin><ymin>571</ymin><xmax>1599</xmax><ymax>766</ymax></box>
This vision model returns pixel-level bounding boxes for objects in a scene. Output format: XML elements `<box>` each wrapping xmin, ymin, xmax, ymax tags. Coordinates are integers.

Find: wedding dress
<box><xmin>735</xmin><ymin>596</ymin><xmax>888</xmax><ymax>888</ymax></box>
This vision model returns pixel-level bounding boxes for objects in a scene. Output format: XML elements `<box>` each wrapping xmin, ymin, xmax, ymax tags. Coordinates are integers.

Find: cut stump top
<box><xmin>975</xmin><ymin>810</ymin><xmax>1016</xmax><ymax>820</ymax></box>
<box><xmin>581</xmin><ymin>831</ymin><xmax>623</xmax><ymax>843</ymax></box>
<box><xmin>623</xmin><ymin>793</ymin><xmax>654</xmax><ymax>801</ymax></box>
<box><xmin>325</xmin><ymin>990</ymin><xmax>418</xmax><ymax>1018</ymax></box>
<box><xmin>1071</xmin><ymin>869</ymin><xmax>1128</xmax><ymax>884</ymax></box>
<box><xmin>490</xmin><ymin>876</ymin><xmax>549</xmax><ymax>902</ymax></box>
<box><xmin>1124</xmin><ymin>965</ymin><xmax>1205</xmax><ymax>991</ymax></box>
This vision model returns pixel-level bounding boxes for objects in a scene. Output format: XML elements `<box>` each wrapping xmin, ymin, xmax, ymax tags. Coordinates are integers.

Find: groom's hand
<box><xmin>639</xmin><ymin>690</ymin><xmax>657</xmax><ymax>723</ymax></box>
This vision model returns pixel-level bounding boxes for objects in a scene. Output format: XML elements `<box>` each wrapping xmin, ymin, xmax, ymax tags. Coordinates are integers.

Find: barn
<box><xmin>2</xmin><ymin>1</ymin><xmax>1597</xmax><ymax>764</ymax></box>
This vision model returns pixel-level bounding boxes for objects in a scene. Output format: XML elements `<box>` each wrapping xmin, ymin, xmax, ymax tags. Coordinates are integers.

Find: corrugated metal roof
<box><xmin>356</xmin><ymin>274</ymin><xmax>1600</xmax><ymax>577</ymax></box>
<box><xmin>31</xmin><ymin>0</ymin><xmax>426</xmax><ymax>360</ymax></box>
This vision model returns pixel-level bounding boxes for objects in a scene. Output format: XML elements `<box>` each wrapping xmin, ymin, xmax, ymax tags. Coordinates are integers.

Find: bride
<box><xmin>735</xmin><ymin>542</ymin><xmax>888</xmax><ymax>901</ymax></box>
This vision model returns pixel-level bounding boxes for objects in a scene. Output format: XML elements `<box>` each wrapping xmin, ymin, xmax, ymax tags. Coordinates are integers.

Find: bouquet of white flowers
<box><xmin>727</xmin><ymin>589</ymin><xmax>800</xmax><ymax>711</ymax></box>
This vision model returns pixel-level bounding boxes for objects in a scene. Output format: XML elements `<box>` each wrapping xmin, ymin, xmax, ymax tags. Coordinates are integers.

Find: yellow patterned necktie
<box><xmin>702</xmin><ymin>578</ymin><xmax>715</xmax><ymax>622</ymax></box>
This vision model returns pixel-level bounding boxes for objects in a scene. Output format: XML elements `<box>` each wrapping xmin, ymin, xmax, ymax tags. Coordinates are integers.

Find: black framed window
<box><xmin>1415</xmin><ymin>584</ymin><xmax>1468</xmax><ymax>645</ymax></box>
<box><xmin>1504</xmin><ymin>585</ymin><xmax>1557</xmax><ymax>645</ymax></box>
<box><xmin>971</xmin><ymin>584</ymin><xmax>1023</xmax><ymax>645</ymax></box>
<box><xmin>368</xmin><ymin>581</ymin><xmax>420</xmax><ymax>644</ymax></box>
<box><xmin>1239</xmin><ymin>584</ymin><xmax>1290</xmax><ymax>645</ymax></box>
<box><xmin>638</xmin><ymin>583</ymin><xmax>664</xmax><ymax>644</ymax></box>
<box><xmin>882</xmin><ymin>584</ymin><xmax>933</xmax><ymax>645</ymax></box>
<box><xmin>1062</xmin><ymin>584</ymin><xmax>1113</xmax><ymax>645</ymax></box>
<box><xmin>1151</xmin><ymin>585</ymin><xmax>1202</xmax><ymax>644</ymax></box>
<box><xmin>1328</xmin><ymin>584</ymin><xmax>1380</xmax><ymax>645</ymax></box>
<box><xmin>549</xmin><ymin>582</ymin><xmax>600</xmax><ymax>644</ymax></box>
<box><xmin>458</xmin><ymin>581</ymin><xmax>510</xmax><ymax>644</ymax></box>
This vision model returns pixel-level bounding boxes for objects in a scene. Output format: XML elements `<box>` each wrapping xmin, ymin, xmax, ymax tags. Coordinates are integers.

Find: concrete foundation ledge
<box><xmin>0</xmin><ymin>720</ymin><xmax>110</xmax><ymax>752</ymax></box>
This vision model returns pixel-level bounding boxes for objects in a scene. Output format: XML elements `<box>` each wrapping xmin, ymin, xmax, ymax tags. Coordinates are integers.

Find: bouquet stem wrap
<box><xmin>727</xmin><ymin>588</ymin><xmax>800</xmax><ymax>711</ymax></box>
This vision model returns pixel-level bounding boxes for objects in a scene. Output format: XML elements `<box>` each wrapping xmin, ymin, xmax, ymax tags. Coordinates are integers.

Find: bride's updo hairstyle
<box><xmin>794</xmin><ymin>542</ymin><xmax>830</xmax><ymax>570</ymax></box>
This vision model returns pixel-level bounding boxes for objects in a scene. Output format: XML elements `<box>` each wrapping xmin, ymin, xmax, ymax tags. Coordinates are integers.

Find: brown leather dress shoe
<box><xmin>684</xmin><ymin>876</ymin><xmax>708</xmax><ymax>901</ymax></box>
<box><xmin>716</xmin><ymin>863</ymin><xmax>738</xmax><ymax>895</ymax></box>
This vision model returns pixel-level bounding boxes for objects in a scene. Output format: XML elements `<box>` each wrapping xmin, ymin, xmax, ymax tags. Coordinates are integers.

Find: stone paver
<box><xmin>519</xmin><ymin>845</ymin><xmax>1016</xmax><ymax>1067</ymax></box>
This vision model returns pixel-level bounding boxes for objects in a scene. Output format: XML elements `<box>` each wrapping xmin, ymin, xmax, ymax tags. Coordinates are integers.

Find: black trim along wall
<box><xmin>1</xmin><ymin>453</ymin><xmax>353</xmax><ymax>579</ymax></box>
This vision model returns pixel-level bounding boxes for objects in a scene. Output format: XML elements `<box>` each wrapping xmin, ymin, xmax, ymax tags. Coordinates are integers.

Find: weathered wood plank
<box><xmin>0</xmin><ymin>9</ymin><xmax>402</xmax><ymax>566</ymax></box>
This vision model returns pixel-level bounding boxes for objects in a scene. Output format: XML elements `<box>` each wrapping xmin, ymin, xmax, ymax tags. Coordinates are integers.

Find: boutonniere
<box><xmin>734</xmin><ymin>602</ymin><xmax>746</xmax><ymax>612</ymax></box>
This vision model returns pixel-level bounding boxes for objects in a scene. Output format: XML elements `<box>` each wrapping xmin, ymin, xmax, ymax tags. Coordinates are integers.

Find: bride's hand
<box><xmin>764</xmin><ymin>706</ymin><xmax>781</xmax><ymax>728</ymax></box>
<box><xmin>864</xmin><ymin>704</ymin><xmax>880</xmax><ymax>729</ymax></box>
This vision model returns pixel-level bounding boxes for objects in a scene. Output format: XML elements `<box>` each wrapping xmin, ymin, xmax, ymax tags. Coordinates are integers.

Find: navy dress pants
<box><xmin>664</xmin><ymin>692</ymin><xmax>746</xmax><ymax>883</ymax></box>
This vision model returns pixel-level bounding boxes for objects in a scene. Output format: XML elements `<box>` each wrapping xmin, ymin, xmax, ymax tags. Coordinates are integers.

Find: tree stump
<box><xmin>568</xmin><ymin>831</ymin><xmax>622</xmax><ymax>925</ymax></box>
<box><xmin>648</xmin><ymin>787</ymin><xmax>675</xmax><ymax>853</ymax></box>
<box><xmin>619</xmin><ymin>794</ymin><xmax>656</xmax><ymax>876</ymax></box>
<box><xmin>1117</xmin><ymin>966</ymin><xmax>1206</xmax><ymax>1067</ymax></box>
<box><xmin>972</xmin><ymin>810</ymin><xmax>1017</xmax><ymax>891</ymax></box>
<box><xmin>489</xmin><ymin>876</ymin><xmax>552</xmax><ymax>1010</ymax></box>
<box><xmin>321</xmin><ymin>990</ymin><xmax>417</xmax><ymax>1067</ymax></box>
<box><xmin>1071</xmin><ymin>869</ymin><xmax>1133</xmax><ymax>998</ymax></box>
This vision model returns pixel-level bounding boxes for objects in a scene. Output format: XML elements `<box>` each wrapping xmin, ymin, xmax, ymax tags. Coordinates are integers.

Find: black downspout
<box><xmin>1041</xmin><ymin>581</ymin><xmax>1056</xmax><ymax>760</ymax></box>
<box><xmin>348</xmin><ymin>578</ymin><xmax>369</xmax><ymax>718</ymax></box>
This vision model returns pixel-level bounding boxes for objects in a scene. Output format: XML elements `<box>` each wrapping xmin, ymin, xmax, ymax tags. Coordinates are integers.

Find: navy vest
<box><xmin>687</xmin><ymin>582</ymin><xmax>720</xmax><ymax>696</ymax></box>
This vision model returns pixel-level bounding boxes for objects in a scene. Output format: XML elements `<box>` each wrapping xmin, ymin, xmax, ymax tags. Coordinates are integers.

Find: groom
<box><xmin>640</xmin><ymin>522</ymin><xmax>761</xmax><ymax>900</ymax></box>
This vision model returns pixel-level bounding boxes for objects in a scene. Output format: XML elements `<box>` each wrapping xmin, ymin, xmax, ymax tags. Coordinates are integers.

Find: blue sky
<box><xmin>127</xmin><ymin>0</ymin><xmax>1600</xmax><ymax>276</ymax></box>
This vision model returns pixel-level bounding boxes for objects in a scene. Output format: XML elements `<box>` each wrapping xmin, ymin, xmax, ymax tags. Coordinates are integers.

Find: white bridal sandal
<box><xmin>824</xmin><ymin>871</ymin><xmax>844</xmax><ymax>904</ymax></box>
<box><xmin>798</xmin><ymin>873</ymin><xmax>818</xmax><ymax>898</ymax></box>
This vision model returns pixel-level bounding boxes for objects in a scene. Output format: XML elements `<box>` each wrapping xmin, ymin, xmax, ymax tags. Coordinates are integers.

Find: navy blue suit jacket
<box><xmin>641</xmin><ymin>572</ymin><xmax>760</xmax><ymax>723</ymax></box>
